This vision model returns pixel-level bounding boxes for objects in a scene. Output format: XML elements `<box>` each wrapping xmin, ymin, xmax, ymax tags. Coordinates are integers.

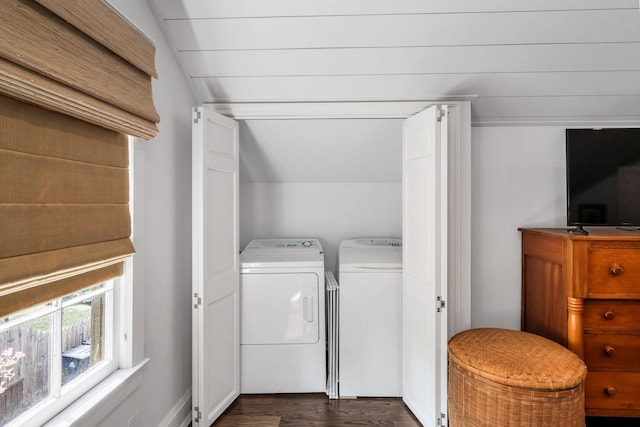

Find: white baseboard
<box><xmin>179</xmin><ymin>412</ymin><xmax>192</xmax><ymax>427</ymax></box>
<box><xmin>158</xmin><ymin>388</ymin><xmax>192</xmax><ymax>427</ymax></box>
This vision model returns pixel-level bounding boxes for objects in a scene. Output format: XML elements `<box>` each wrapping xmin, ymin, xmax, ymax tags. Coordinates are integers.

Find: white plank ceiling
<box><xmin>148</xmin><ymin>0</ymin><xmax>640</xmax><ymax>125</ymax></box>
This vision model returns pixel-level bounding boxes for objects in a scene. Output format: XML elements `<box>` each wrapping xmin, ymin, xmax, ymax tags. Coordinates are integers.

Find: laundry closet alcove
<box><xmin>191</xmin><ymin>101</ymin><xmax>472</xmax><ymax>427</ymax></box>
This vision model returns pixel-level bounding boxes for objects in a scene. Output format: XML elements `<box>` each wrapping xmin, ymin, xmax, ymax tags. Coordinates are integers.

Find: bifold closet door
<box><xmin>402</xmin><ymin>105</ymin><xmax>449</xmax><ymax>426</ymax></box>
<box><xmin>192</xmin><ymin>107</ymin><xmax>240</xmax><ymax>426</ymax></box>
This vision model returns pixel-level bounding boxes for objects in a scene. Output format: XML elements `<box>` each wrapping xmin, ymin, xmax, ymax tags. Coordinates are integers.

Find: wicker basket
<box><xmin>448</xmin><ymin>328</ymin><xmax>587</xmax><ymax>427</ymax></box>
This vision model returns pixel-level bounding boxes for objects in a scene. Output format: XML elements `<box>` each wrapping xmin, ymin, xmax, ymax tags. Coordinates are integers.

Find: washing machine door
<box><xmin>240</xmin><ymin>272</ymin><xmax>319</xmax><ymax>344</ymax></box>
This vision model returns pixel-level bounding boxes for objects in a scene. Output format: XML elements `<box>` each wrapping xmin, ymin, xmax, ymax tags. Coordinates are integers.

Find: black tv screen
<box><xmin>566</xmin><ymin>128</ymin><xmax>640</xmax><ymax>226</ymax></box>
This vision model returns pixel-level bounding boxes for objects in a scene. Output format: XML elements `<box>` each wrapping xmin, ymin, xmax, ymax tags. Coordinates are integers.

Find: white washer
<box><xmin>339</xmin><ymin>238</ymin><xmax>402</xmax><ymax>397</ymax></box>
<box><xmin>240</xmin><ymin>239</ymin><xmax>326</xmax><ymax>393</ymax></box>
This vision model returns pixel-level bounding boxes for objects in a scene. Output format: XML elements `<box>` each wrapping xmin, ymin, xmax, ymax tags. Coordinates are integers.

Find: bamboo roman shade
<box><xmin>0</xmin><ymin>0</ymin><xmax>159</xmax><ymax>140</ymax></box>
<box><xmin>0</xmin><ymin>0</ymin><xmax>158</xmax><ymax>316</ymax></box>
<box><xmin>0</xmin><ymin>95</ymin><xmax>135</xmax><ymax>317</ymax></box>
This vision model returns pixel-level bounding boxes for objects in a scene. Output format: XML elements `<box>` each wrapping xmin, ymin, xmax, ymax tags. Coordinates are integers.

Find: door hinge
<box><xmin>436</xmin><ymin>296</ymin><xmax>446</xmax><ymax>312</ymax></box>
<box><xmin>193</xmin><ymin>406</ymin><xmax>202</xmax><ymax>423</ymax></box>
<box><xmin>193</xmin><ymin>110</ymin><xmax>202</xmax><ymax>124</ymax></box>
<box><xmin>437</xmin><ymin>412</ymin><xmax>447</xmax><ymax>426</ymax></box>
<box><xmin>436</xmin><ymin>106</ymin><xmax>445</xmax><ymax>122</ymax></box>
<box><xmin>194</xmin><ymin>293</ymin><xmax>202</xmax><ymax>309</ymax></box>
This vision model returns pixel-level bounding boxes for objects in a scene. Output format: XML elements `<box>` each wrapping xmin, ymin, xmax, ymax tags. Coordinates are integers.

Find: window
<box><xmin>0</xmin><ymin>280</ymin><xmax>119</xmax><ymax>425</ymax></box>
<box><xmin>0</xmin><ymin>135</ymin><xmax>137</xmax><ymax>426</ymax></box>
<box><xmin>1</xmin><ymin>1</ymin><xmax>156</xmax><ymax>424</ymax></box>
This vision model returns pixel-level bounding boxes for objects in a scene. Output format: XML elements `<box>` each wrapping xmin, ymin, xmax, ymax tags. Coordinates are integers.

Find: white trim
<box><xmin>207</xmin><ymin>99</ymin><xmax>477</xmax><ymax>120</ymax></box>
<box><xmin>119</xmin><ymin>258</ymin><xmax>134</xmax><ymax>369</ymax></box>
<box><xmin>158</xmin><ymin>388</ymin><xmax>192</xmax><ymax>427</ymax></box>
<box><xmin>131</xmin><ymin>139</ymin><xmax>146</xmax><ymax>366</ymax></box>
<box><xmin>472</xmin><ymin>117</ymin><xmax>640</xmax><ymax>127</ymax></box>
<box><xmin>207</xmin><ymin>102</ymin><xmax>640</xmax><ymax>127</ymax></box>
<box><xmin>447</xmin><ymin>102</ymin><xmax>472</xmax><ymax>338</ymax></box>
<box><xmin>44</xmin><ymin>359</ymin><xmax>150</xmax><ymax>427</ymax></box>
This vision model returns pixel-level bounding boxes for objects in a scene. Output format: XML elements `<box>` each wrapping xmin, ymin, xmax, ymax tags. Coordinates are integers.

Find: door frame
<box><xmin>206</xmin><ymin>101</ymin><xmax>471</xmax><ymax>339</ymax></box>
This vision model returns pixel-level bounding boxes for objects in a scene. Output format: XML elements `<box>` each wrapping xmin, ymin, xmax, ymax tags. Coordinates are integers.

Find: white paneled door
<box><xmin>402</xmin><ymin>105</ymin><xmax>449</xmax><ymax>427</ymax></box>
<box><xmin>192</xmin><ymin>108</ymin><xmax>240</xmax><ymax>426</ymax></box>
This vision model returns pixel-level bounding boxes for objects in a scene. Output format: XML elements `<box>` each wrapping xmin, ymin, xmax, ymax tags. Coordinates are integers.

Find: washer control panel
<box><xmin>352</xmin><ymin>238</ymin><xmax>402</xmax><ymax>248</ymax></box>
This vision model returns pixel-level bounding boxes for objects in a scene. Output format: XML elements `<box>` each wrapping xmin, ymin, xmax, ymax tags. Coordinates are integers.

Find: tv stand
<box><xmin>567</xmin><ymin>225</ymin><xmax>589</xmax><ymax>235</ymax></box>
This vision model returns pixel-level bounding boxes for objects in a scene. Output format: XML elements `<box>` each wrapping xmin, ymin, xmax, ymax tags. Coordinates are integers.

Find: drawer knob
<box><xmin>610</xmin><ymin>263</ymin><xmax>625</xmax><ymax>276</ymax></box>
<box><xmin>603</xmin><ymin>345</ymin><xmax>616</xmax><ymax>356</ymax></box>
<box><xmin>603</xmin><ymin>311</ymin><xmax>616</xmax><ymax>320</ymax></box>
<box><xmin>605</xmin><ymin>386</ymin><xmax>617</xmax><ymax>397</ymax></box>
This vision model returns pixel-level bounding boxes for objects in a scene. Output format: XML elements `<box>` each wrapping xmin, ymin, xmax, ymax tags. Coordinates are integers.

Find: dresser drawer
<box><xmin>584</xmin><ymin>334</ymin><xmax>640</xmax><ymax>371</ymax></box>
<box><xmin>584</xmin><ymin>300</ymin><xmax>640</xmax><ymax>330</ymax></box>
<box><xmin>585</xmin><ymin>372</ymin><xmax>640</xmax><ymax>411</ymax></box>
<box><xmin>587</xmin><ymin>249</ymin><xmax>640</xmax><ymax>297</ymax></box>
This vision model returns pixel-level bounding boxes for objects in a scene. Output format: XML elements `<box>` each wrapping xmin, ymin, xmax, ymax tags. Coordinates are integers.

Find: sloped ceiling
<box><xmin>239</xmin><ymin>119</ymin><xmax>402</xmax><ymax>183</ymax></box>
<box><xmin>148</xmin><ymin>0</ymin><xmax>640</xmax><ymax>125</ymax></box>
<box><xmin>147</xmin><ymin>0</ymin><xmax>640</xmax><ymax>182</ymax></box>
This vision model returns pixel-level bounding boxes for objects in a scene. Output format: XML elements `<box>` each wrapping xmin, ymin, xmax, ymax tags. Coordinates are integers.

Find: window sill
<box><xmin>44</xmin><ymin>358</ymin><xmax>150</xmax><ymax>427</ymax></box>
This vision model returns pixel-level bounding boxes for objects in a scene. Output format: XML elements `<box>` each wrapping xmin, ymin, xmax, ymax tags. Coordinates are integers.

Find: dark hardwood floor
<box><xmin>212</xmin><ymin>394</ymin><xmax>421</xmax><ymax>427</ymax></box>
<box><xmin>213</xmin><ymin>393</ymin><xmax>640</xmax><ymax>427</ymax></box>
<box><xmin>212</xmin><ymin>394</ymin><xmax>640</xmax><ymax>426</ymax></box>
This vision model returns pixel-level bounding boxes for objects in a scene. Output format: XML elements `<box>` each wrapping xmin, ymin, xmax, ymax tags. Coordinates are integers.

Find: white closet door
<box><xmin>192</xmin><ymin>107</ymin><xmax>240</xmax><ymax>426</ymax></box>
<box><xmin>402</xmin><ymin>105</ymin><xmax>449</xmax><ymax>426</ymax></box>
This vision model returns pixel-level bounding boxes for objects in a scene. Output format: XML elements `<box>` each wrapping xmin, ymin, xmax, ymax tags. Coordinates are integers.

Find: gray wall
<box><xmin>99</xmin><ymin>1</ymin><xmax>196</xmax><ymax>426</ymax></box>
<box><xmin>470</xmin><ymin>126</ymin><xmax>567</xmax><ymax>329</ymax></box>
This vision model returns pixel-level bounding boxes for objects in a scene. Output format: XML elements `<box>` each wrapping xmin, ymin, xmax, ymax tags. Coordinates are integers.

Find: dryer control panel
<box><xmin>244</xmin><ymin>239</ymin><xmax>321</xmax><ymax>250</ymax></box>
<box><xmin>240</xmin><ymin>239</ymin><xmax>324</xmax><ymax>268</ymax></box>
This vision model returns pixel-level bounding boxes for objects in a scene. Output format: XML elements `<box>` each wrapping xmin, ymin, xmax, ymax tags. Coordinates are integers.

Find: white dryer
<box><xmin>339</xmin><ymin>238</ymin><xmax>402</xmax><ymax>397</ymax></box>
<box><xmin>240</xmin><ymin>239</ymin><xmax>326</xmax><ymax>393</ymax></box>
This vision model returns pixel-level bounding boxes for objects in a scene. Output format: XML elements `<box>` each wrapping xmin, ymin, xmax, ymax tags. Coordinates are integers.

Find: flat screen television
<box><xmin>566</xmin><ymin>128</ymin><xmax>640</xmax><ymax>228</ymax></box>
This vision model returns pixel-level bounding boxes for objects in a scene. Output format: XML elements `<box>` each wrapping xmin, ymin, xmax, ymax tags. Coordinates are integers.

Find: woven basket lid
<box><xmin>448</xmin><ymin>328</ymin><xmax>587</xmax><ymax>391</ymax></box>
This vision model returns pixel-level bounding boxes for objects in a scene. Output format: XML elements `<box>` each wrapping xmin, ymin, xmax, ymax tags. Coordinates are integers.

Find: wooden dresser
<box><xmin>520</xmin><ymin>227</ymin><xmax>640</xmax><ymax>417</ymax></box>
